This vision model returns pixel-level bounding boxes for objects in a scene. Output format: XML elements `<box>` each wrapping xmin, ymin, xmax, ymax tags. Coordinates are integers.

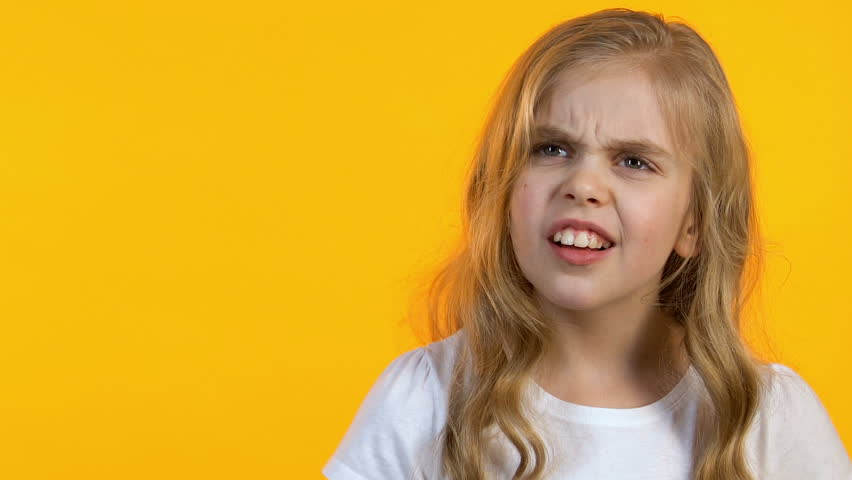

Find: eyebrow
<box><xmin>531</xmin><ymin>125</ymin><xmax>674</xmax><ymax>159</ymax></box>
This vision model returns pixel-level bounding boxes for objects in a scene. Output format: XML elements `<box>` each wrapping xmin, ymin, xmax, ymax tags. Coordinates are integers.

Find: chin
<box><xmin>536</xmin><ymin>284</ymin><xmax>608</xmax><ymax>312</ymax></box>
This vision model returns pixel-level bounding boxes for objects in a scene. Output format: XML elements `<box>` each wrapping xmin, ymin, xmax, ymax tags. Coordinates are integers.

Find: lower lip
<box><xmin>548</xmin><ymin>241</ymin><xmax>615</xmax><ymax>265</ymax></box>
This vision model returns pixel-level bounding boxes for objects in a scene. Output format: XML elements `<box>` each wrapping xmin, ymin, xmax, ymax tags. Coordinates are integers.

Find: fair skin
<box><xmin>509</xmin><ymin>64</ymin><xmax>699</xmax><ymax>408</ymax></box>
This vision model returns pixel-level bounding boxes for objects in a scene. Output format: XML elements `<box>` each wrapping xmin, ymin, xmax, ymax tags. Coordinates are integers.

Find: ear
<box><xmin>673</xmin><ymin>211</ymin><xmax>700</xmax><ymax>258</ymax></box>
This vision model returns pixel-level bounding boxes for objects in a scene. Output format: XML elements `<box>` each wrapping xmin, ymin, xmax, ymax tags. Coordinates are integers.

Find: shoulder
<box><xmin>759</xmin><ymin>363</ymin><xmax>842</xmax><ymax>426</ymax></box>
<box><xmin>747</xmin><ymin>362</ymin><xmax>852</xmax><ymax>478</ymax></box>
<box><xmin>322</xmin><ymin>330</ymin><xmax>465</xmax><ymax>480</ymax></box>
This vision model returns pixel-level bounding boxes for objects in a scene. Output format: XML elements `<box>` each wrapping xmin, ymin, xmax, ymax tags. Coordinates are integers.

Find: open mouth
<box><xmin>550</xmin><ymin>239</ymin><xmax>614</xmax><ymax>252</ymax></box>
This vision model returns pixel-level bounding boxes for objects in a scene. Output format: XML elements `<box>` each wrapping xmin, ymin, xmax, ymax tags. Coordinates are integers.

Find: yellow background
<box><xmin>0</xmin><ymin>1</ymin><xmax>849</xmax><ymax>478</ymax></box>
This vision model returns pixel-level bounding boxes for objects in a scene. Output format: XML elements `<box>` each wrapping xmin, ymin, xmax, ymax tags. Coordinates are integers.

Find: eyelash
<box><xmin>532</xmin><ymin>143</ymin><xmax>655</xmax><ymax>173</ymax></box>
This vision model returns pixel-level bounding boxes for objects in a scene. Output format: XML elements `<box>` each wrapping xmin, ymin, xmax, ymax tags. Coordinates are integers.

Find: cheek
<box><xmin>624</xmin><ymin>196</ymin><xmax>681</xmax><ymax>251</ymax></box>
<box><xmin>509</xmin><ymin>182</ymin><xmax>541</xmax><ymax>247</ymax></box>
<box><xmin>509</xmin><ymin>187</ymin><xmax>524</xmax><ymax>234</ymax></box>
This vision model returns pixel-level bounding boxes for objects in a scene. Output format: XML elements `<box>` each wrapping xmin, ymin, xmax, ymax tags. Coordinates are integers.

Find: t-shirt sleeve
<box><xmin>751</xmin><ymin>363</ymin><xmax>852</xmax><ymax>479</ymax></box>
<box><xmin>322</xmin><ymin>346</ymin><xmax>444</xmax><ymax>480</ymax></box>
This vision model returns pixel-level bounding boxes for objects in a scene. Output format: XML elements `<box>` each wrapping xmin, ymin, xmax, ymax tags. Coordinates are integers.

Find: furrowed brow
<box><xmin>531</xmin><ymin>125</ymin><xmax>673</xmax><ymax>159</ymax></box>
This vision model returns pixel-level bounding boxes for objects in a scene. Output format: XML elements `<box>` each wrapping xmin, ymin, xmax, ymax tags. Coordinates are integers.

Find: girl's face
<box><xmin>509</xmin><ymin>66</ymin><xmax>698</xmax><ymax>314</ymax></box>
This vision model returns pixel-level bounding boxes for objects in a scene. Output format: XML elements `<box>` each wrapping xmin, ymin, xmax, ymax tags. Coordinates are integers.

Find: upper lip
<box><xmin>547</xmin><ymin>218</ymin><xmax>616</xmax><ymax>245</ymax></box>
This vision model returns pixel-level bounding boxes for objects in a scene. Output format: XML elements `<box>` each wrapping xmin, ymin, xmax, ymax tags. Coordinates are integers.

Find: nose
<box><xmin>558</xmin><ymin>158</ymin><xmax>611</xmax><ymax>205</ymax></box>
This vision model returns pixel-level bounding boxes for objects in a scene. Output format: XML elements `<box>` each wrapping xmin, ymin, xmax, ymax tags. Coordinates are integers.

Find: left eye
<box><xmin>534</xmin><ymin>143</ymin><xmax>654</xmax><ymax>172</ymax></box>
<box><xmin>619</xmin><ymin>156</ymin><xmax>653</xmax><ymax>171</ymax></box>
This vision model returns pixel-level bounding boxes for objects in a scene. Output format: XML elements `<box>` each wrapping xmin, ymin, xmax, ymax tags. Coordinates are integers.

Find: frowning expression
<box><xmin>509</xmin><ymin>65</ymin><xmax>698</xmax><ymax>312</ymax></box>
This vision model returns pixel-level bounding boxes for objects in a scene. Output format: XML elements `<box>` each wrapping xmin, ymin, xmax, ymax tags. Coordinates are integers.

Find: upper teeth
<box><xmin>552</xmin><ymin>228</ymin><xmax>613</xmax><ymax>249</ymax></box>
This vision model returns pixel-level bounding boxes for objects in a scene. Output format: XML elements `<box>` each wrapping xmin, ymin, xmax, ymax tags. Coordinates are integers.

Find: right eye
<box><xmin>533</xmin><ymin>143</ymin><xmax>570</xmax><ymax>157</ymax></box>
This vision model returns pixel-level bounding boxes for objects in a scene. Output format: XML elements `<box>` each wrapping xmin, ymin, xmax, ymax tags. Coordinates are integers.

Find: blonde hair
<box><xmin>408</xmin><ymin>7</ymin><xmax>774</xmax><ymax>480</ymax></box>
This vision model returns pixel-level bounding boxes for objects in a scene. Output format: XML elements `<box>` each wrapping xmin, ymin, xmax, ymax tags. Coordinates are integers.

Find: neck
<box><xmin>532</xmin><ymin>292</ymin><xmax>689</xmax><ymax>395</ymax></box>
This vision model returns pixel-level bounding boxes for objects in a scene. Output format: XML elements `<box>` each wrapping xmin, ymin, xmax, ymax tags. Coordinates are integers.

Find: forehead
<box><xmin>537</xmin><ymin>66</ymin><xmax>675</xmax><ymax>156</ymax></box>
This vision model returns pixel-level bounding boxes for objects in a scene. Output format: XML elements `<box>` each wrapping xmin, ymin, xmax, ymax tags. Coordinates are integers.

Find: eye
<box><xmin>533</xmin><ymin>143</ymin><xmax>569</xmax><ymax>157</ymax></box>
<box><xmin>619</xmin><ymin>155</ymin><xmax>654</xmax><ymax>172</ymax></box>
<box><xmin>532</xmin><ymin>143</ymin><xmax>657</xmax><ymax>173</ymax></box>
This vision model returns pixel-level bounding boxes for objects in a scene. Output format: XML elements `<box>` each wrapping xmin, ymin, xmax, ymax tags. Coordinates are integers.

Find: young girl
<box><xmin>322</xmin><ymin>8</ymin><xmax>852</xmax><ymax>480</ymax></box>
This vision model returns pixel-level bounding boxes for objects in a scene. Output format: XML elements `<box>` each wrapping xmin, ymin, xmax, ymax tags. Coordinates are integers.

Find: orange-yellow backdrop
<box><xmin>0</xmin><ymin>1</ymin><xmax>849</xmax><ymax>478</ymax></box>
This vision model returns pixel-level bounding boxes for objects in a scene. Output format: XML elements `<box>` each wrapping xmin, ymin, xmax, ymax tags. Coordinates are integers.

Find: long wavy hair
<box><xmin>405</xmin><ymin>7</ymin><xmax>777</xmax><ymax>480</ymax></box>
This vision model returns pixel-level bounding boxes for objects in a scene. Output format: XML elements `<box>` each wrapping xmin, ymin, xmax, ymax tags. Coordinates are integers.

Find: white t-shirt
<box><xmin>322</xmin><ymin>330</ymin><xmax>852</xmax><ymax>479</ymax></box>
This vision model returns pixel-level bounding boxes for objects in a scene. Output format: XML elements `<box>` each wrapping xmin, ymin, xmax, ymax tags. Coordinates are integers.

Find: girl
<box><xmin>322</xmin><ymin>8</ymin><xmax>852</xmax><ymax>480</ymax></box>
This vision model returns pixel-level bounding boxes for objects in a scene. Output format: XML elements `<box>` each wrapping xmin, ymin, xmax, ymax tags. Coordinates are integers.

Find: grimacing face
<box><xmin>508</xmin><ymin>65</ymin><xmax>699</xmax><ymax>314</ymax></box>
